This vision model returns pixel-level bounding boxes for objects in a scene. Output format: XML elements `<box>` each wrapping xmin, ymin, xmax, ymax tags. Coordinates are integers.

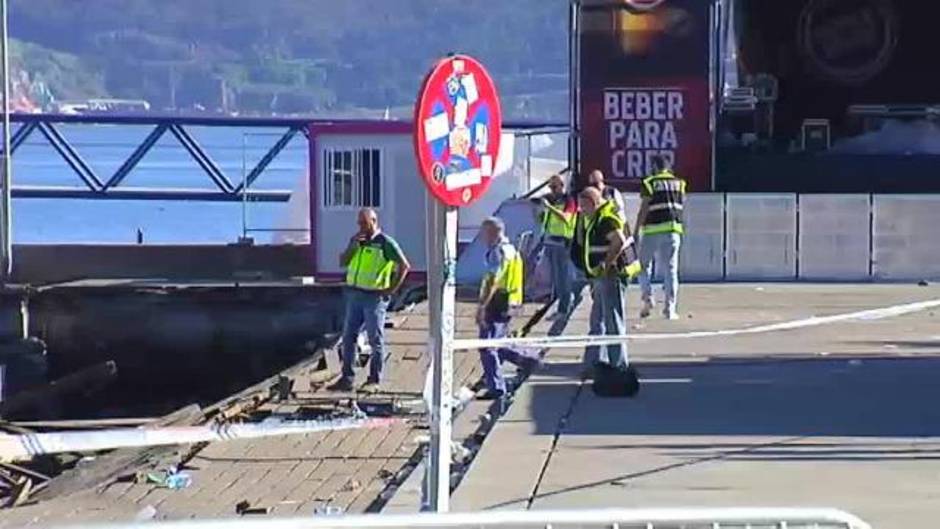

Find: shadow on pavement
<box><xmin>527</xmin><ymin>356</ymin><xmax>940</xmax><ymax>439</ymax></box>
<box><xmin>474</xmin><ymin>356</ymin><xmax>940</xmax><ymax>510</ymax></box>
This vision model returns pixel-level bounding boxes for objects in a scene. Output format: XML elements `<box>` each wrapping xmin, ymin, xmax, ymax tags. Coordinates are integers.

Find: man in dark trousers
<box><xmin>330</xmin><ymin>208</ymin><xmax>411</xmax><ymax>393</ymax></box>
<box><xmin>476</xmin><ymin>216</ymin><xmax>539</xmax><ymax>400</ymax></box>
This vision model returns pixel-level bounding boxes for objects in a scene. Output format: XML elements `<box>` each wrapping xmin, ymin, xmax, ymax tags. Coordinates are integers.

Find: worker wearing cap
<box><xmin>571</xmin><ymin>187</ymin><xmax>641</xmax><ymax>374</ymax></box>
<box><xmin>476</xmin><ymin>216</ymin><xmax>540</xmax><ymax>400</ymax></box>
<box><xmin>539</xmin><ymin>174</ymin><xmax>578</xmax><ymax>320</ymax></box>
<box><xmin>636</xmin><ymin>155</ymin><xmax>686</xmax><ymax>320</ymax></box>
<box><xmin>330</xmin><ymin>208</ymin><xmax>411</xmax><ymax>393</ymax></box>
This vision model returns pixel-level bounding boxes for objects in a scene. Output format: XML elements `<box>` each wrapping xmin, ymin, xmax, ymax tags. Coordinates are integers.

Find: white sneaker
<box><xmin>640</xmin><ymin>300</ymin><xmax>654</xmax><ymax>319</ymax></box>
<box><xmin>664</xmin><ymin>309</ymin><xmax>679</xmax><ymax>320</ymax></box>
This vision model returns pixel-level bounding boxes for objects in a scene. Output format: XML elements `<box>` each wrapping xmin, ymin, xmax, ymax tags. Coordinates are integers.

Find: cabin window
<box><xmin>322</xmin><ymin>148</ymin><xmax>381</xmax><ymax>209</ymax></box>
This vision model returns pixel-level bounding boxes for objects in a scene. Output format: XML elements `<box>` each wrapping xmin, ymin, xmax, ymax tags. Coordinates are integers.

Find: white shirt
<box><xmin>602</xmin><ymin>186</ymin><xmax>626</xmax><ymax>214</ymax></box>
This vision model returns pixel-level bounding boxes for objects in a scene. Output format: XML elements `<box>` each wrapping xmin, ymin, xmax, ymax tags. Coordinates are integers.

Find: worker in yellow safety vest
<box><xmin>329</xmin><ymin>208</ymin><xmax>411</xmax><ymax>393</ymax></box>
<box><xmin>539</xmin><ymin>174</ymin><xmax>578</xmax><ymax>320</ymax></box>
<box><xmin>476</xmin><ymin>216</ymin><xmax>540</xmax><ymax>400</ymax></box>
<box><xmin>571</xmin><ymin>186</ymin><xmax>641</xmax><ymax>375</ymax></box>
<box><xmin>635</xmin><ymin>154</ymin><xmax>686</xmax><ymax>320</ymax></box>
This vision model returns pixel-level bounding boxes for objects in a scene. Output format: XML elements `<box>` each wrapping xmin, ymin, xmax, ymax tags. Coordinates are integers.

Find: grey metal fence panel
<box><xmin>726</xmin><ymin>194</ymin><xmax>797</xmax><ymax>280</ymax></box>
<box><xmin>798</xmin><ymin>194</ymin><xmax>871</xmax><ymax>280</ymax></box>
<box><xmin>873</xmin><ymin>195</ymin><xmax>940</xmax><ymax>280</ymax></box>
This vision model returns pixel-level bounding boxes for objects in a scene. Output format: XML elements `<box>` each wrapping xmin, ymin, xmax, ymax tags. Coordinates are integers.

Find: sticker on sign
<box><xmin>414</xmin><ymin>54</ymin><xmax>502</xmax><ymax>207</ymax></box>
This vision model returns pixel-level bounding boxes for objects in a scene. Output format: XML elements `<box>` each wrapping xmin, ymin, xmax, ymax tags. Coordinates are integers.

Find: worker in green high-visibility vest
<box><xmin>539</xmin><ymin>174</ymin><xmax>578</xmax><ymax>321</ymax></box>
<box><xmin>571</xmin><ymin>186</ymin><xmax>641</xmax><ymax>376</ymax></box>
<box><xmin>329</xmin><ymin>208</ymin><xmax>411</xmax><ymax>393</ymax></box>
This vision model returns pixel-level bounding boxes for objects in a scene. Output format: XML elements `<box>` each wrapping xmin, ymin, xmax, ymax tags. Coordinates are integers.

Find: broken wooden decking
<box><xmin>0</xmin><ymin>301</ymin><xmax>546</xmax><ymax>525</ymax></box>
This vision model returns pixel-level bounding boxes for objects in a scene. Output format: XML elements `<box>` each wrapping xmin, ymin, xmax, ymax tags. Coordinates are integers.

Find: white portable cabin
<box><xmin>308</xmin><ymin>120</ymin><xmax>522</xmax><ymax>281</ymax></box>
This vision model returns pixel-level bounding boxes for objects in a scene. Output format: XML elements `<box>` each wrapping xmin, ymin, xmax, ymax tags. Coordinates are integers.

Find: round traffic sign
<box><xmin>414</xmin><ymin>54</ymin><xmax>502</xmax><ymax>207</ymax></box>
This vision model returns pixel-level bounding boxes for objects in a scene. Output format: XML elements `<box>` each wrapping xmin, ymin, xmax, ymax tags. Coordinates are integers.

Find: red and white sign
<box><xmin>414</xmin><ymin>55</ymin><xmax>502</xmax><ymax>207</ymax></box>
<box><xmin>579</xmin><ymin>0</ymin><xmax>712</xmax><ymax>191</ymax></box>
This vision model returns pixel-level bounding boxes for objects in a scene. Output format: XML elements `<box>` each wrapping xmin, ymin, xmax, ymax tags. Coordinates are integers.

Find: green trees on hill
<box><xmin>9</xmin><ymin>0</ymin><xmax>569</xmax><ymax>119</ymax></box>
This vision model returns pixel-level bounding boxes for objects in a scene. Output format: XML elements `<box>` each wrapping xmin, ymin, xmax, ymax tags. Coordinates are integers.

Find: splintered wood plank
<box><xmin>9</xmin><ymin>301</ymin><xmax>544</xmax><ymax>523</ymax></box>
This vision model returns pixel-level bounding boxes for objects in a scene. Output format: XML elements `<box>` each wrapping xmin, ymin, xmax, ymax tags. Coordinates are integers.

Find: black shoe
<box><xmin>477</xmin><ymin>389</ymin><xmax>506</xmax><ymax>401</ymax></box>
<box><xmin>518</xmin><ymin>356</ymin><xmax>543</xmax><ymax>378</ymax></box>
<box><xmin>327</xmin><ymin>378</ymin><xmax>354</xmax><ymax>392</ymax></box>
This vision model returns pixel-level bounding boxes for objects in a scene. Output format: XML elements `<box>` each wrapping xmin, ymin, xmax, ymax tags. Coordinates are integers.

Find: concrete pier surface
<box><xmin>452</xmin><ymin>283</ymin><xmax>940</xmax><ymax>529</ymax></box>
<box><xmin>3</xmin><ymin>283</ymin><xmax>938</xmax><ymax>527</ymax></box>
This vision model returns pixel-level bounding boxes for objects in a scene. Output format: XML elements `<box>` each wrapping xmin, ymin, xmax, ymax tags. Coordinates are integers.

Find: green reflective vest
<box><xmin>346</xmin><ymin>240</ymin><xmax>396</xmax><ymax>291</ymax></box>
<box><xmin>583</xmin><ymin>201</ymin><xmax>642</xmax><ymax>280</ymax></box>
<box><xmin>483</xmin><ymin>242</ymin><xmax>524</xmax><ymax>307</ymax></box>
<box><xmin>541</xmin><ymin>199</ymin><xmax>576</xmax><ymax>240</ymax></box>
<box><xmin>641</xmin><ymin>170</ymin><xmax>686</xmax><ymax>236</ymax></box>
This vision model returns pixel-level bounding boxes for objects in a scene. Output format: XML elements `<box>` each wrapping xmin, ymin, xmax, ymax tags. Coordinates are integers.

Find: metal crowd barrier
<box><xmin>61</xmin><ymin>508</ymin><xmax>872</xmax><ymax>529</ymax></box>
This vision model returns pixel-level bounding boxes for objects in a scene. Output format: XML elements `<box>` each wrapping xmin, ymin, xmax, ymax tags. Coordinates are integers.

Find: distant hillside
<box><xmin>9</xmin><ymin>0</ymin><xmax>569</xmax><ymax>120</ymax></box>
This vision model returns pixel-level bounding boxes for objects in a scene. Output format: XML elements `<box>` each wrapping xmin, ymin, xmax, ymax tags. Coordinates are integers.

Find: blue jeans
<box><xmin>478</xmin><ymin>317</ymin><xmax>537</xmax><ymax>394</ymax></box>
<box><xmin>638</xmin><ymin>232</ymin><xmax>682</xmax><ymax>312</ymax></box>
<box><xmin>546</xmin><ymin>242</ymin><xmax>573</xmax><ymax>314</ymax></box>
<box><xmin>340</xmin><ymin>288</ymin><xmax>389</xmax><ymax>382</ymax></box>
<box><xmin>585</xmin><ymin>275</ymin><xmax>628</xmax><ymax>369</ymax></box>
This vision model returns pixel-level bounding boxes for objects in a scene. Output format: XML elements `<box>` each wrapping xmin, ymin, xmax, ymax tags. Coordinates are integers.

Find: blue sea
<box><xmin>12</xmin><ymin>124</ymin><xmax>308</xmax><ymax>244</ymax></box>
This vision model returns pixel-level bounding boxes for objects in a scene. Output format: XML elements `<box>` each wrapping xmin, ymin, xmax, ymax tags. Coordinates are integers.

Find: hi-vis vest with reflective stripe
<box><xmin>641</xmin><ymin>170</ymin><xmax>686</xmax><ymax>236</ymax></box>
<box><xmin>346</xmin><ymin>239</ymin><xmax>396</xmax><ymax>291</ymax></box>
<box><xmin>583</xmin><ymin>201</ymin><xmax>641</xmax><ymax>280</ymax></box>
<box><xmin>541</xmin><ymin>198</ymin><xmax>576</xmax><ymax>239</ymax></box>
<box><xmin>483</xmin><ymin>242</ymin><xmax>524</xmax><ymax>307</ymax></box>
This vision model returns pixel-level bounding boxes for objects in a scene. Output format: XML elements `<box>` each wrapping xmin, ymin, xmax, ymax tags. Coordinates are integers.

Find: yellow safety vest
<box><xmin>483</xmin><ymin>242</ymin><xmax>524</xmax><ymax>307</ymax></box>
<box><xmin>346</xmin><ymin>241</ymin><xmax>396</xmax><ymax>291</ymax></box>
<box><xmin>640</xmin><ymin>170</ymin><xmax>686</xmax><ymax>236</ymax></box>
<box><xmin>582</xmin><ymin>201</ymin><xmax>642</xmax><ymax>280</ymax></box>
<box><xmin>541</xmin><ymin>201</ymin><xmax>575</xmax><ymax>240</ymax></box>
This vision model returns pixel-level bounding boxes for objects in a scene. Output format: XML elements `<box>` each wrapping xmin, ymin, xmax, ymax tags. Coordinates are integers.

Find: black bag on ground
<box><xmin>592</xmin><ymin>362</ymin><xmax>640</xmax><ymax>398</ymax></box>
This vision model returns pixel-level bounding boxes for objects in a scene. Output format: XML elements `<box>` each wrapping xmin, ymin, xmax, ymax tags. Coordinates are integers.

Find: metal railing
<box><xmin>5</xmin><ymin>114</ymin><xmax>567</xmax><ymax>203</ymax></box>
<box><xmin>63</xmin><ymin>508</ymin><xmax>872</xmax><ymax>529</ymax></box>
<box><xmin>7</xmin><ymin>114</ymin><xmax>309</xmax><ymax>202</ymax></box>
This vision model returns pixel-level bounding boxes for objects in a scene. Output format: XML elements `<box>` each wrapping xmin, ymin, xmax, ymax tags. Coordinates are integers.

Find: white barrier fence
<box><xmin>669</xmin><ymin>193</ymin><xmax>940</xmax><ymax>281</ymax></box>
<box><xmin>63</xmin><ymin>507</ymin><xmax>872</xmax><ymax>529</ymax></box>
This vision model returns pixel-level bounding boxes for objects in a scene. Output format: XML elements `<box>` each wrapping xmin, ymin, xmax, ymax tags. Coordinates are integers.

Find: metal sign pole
<box><xmin>0</xmin><ymin>0</ymin><xmax>12</xmax><ymax>280</ymax></box>
<box><xmin>425</xmin><ymin>194</ymin><xmax>457</xmax><ymax>512</ymax></box>
<box><xmin>414</xmin><ymin>53</ymin><xmax>499</xmax><ymax>511</ymax></box>
<box><xmin>568</xmin><ymin>0</ymin><xmax>581</xmax><ymax>184</ymax></box>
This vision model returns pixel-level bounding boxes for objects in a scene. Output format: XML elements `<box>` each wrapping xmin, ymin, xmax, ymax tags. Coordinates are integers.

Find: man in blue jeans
<box><xmin>539</xmin><ymin>174</ymin><xmax>577</xmax><ymax>321</ymax></box>
<box><xmin>571</xmin><ymin>187</ymin><xmax>640</xmax><ymax>376</ymax></box>
<box><xmin>329</xmin><ymin>208</ymin><xmax>410</xmax><ymax>393</ymax></box>
<box><xmin>476</xmin><ymin>217</ymin><xmax>540</xmax><ymax>400</ymax></box>
<box><xmin>636</xmin><ymin>155</ymin><xmax>686</xmax><ymax>320</ymax></box>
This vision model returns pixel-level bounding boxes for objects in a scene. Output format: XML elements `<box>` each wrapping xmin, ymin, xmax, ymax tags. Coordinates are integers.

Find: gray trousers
<box><xmin>584</xmin><ymin>275</ymin><xmax>628</xmax><ymax>369</ymax></box>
